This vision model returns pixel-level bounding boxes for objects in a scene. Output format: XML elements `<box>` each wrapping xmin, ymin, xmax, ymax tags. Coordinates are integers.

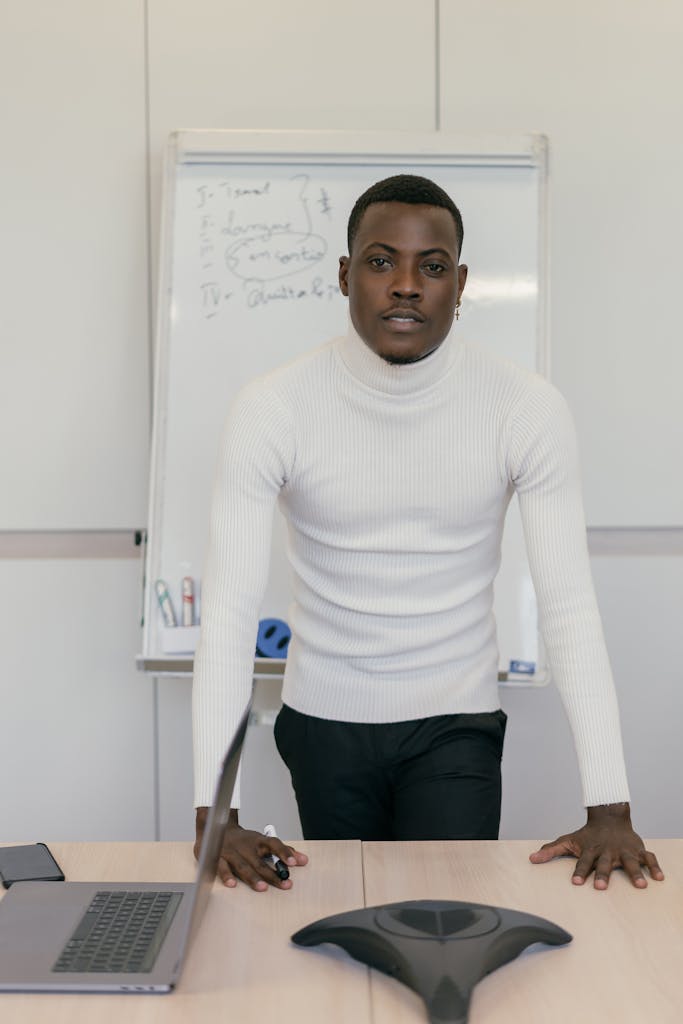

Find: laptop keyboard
<box><xmin>52</xmin><ymin>890</ymin><xmax>183</xmax><ymax>974</ymax></box>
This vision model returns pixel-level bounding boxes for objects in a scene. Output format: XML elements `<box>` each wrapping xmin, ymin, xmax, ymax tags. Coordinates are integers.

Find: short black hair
<box><xmin>347</xmin><ymin>174</ymin><xmax>464</xmax><ymax>255</ymax></box>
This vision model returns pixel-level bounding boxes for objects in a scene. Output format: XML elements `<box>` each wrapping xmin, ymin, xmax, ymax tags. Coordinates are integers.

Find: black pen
<box><xmin>262</xmin><ymin>823</ymin><xmax>290</xmax><ymax>880</ymax></box>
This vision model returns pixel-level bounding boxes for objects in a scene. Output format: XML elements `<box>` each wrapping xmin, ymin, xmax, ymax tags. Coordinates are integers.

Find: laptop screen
<box><xmin>177</xmin><ymin>702</ymin><xmax>251</xmax><ymax>964</ymax></box>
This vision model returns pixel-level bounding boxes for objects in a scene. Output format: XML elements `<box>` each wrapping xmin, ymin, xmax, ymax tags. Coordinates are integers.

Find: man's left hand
<box><xmin>529</xmin><ymin>802</ymin><xmax>664</xmax><ymax>889</ymax></box>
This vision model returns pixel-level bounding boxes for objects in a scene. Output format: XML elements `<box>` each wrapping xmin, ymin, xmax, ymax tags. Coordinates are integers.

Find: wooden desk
<box><xmin>0</xmin><ymin>841</ymin><xmax>369</xmax><ymax>1024</ymax></box>
<box><xmin>0</xmin><ymin>840</ymin><xmax>681</xmax><ymax>1023</ymax></box>
<box><xmin>364</xmin><ymin>840</ymin><xmax>683</xmax><ymax>1024</ymax></box>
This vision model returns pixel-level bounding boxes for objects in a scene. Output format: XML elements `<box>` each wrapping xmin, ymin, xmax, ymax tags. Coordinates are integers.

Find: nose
<box><xmin>390</xmin><ymin>263</ymin><xmax>422</xmax><ymax>299</ymax></box>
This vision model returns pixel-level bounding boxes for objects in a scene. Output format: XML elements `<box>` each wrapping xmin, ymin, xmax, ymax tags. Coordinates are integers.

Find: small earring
<box><xmin>455</xmin><ymin>300</ymin><xmax>461</xmax><ymax>321</ymax></box>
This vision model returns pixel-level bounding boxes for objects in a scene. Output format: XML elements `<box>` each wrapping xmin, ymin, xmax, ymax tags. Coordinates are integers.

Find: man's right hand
<box><xmin>194</xmin><ymin>807</ymin><xmax>309</xmax><ymax>891</ymax></box>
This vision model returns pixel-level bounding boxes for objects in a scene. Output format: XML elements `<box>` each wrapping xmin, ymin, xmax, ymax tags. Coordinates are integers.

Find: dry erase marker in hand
<box><xmin>263</xmin><ymin>824</ymin><xmax>290</xmax><ymax>880</ymax></box>
<box><xmin>182</xmin><ymin>576</ymin><xmax>195</xmax><ymax>626</ymax></box>
<box><xmin>155</xmin><ymin>579</ymin><xmax>177</xmax><ymax>627</ymax></box>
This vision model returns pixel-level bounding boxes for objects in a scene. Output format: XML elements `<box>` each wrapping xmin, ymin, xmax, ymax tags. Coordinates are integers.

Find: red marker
<box><xmin>182</xmin><ymin>576</ymin><xmax>195</xmax><ymax>626</ymax></box>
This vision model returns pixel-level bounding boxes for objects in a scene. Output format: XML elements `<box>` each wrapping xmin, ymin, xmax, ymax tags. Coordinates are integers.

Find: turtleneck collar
<box><xmin>335</xmin><ymin>317</ymin><xmax>461</xmax><ymax>396</ymax></box>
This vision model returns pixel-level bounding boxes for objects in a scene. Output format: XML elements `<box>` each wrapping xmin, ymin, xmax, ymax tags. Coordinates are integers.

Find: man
<box><xmin>193</xmin><ymin>174</ymin><xmax>663</xmax><ymax>893</ymax></box>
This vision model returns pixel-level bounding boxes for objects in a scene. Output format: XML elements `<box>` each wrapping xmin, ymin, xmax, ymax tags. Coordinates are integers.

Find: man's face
<box><xmin>338</xmin><ymin>202</ymin><xmax>468</xmax><ymax>364</ymax></box>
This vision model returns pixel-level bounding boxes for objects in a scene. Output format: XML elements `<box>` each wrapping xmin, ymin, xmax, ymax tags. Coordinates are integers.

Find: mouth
<box><xmin>381</xmin><ymin>308</ymin><xmax>425</xmax><ymax>330</ymax></box>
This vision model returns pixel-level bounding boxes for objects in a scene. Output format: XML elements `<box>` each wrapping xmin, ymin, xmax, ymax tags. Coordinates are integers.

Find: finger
<box><xmin>621</xmin><ymin>852</ymin><xmax>647</xmax><ymax>889</ymax></box>
<box><xmin>224</xmin><ymin>851</ymin><xmax>269</xmax><ymax>891</ymax></box>
<box><xmin>571</xmin><ymin>848</ymin><xmax>598</xmax><ymax>885</ymax></box>
<box><xmin>284</xmin><ymin>846</ymin><xmax>309</xmax><ymax>867</ymax></box>
<box><xmin>254</xmin><ymin>844</ymin><xmax>296</xmax><ymax>884</ymax></box>
<box><xmin>643</xmin><ymin>850</ymin><xmax>665</xmax><ymax>881</ymax></box>
<box><xmin>262</xmin><ymin>839</ymin><xmax>308</xmax><ymax>868</ymax></box>
<box><xmin>592</xmin><ymin>852</ymin><xmax>615</xmax><ymax>890</ymax></box>
<box><xmin>261</xmin><ymin>860</ymin><xmax>294</xmax><ymax>889</ymax></box>
<box><xmin>529</xmin><ymin>837</ymin><xmax>576</xmax><ymax>863</ymax></box>
<box><xmin>243</xmin><ymin>849</ymin><xmax>297</xmax><ymax>890</ymax></box>
<box><xmin>217</xmin><ymin>855</ymin><xmax>238</xmax><ymax>888</ymax></box>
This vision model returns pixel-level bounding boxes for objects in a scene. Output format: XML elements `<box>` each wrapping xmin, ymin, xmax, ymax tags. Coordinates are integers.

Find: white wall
<box><xmin>0</xmin><ymin>1</ymin><xmax>150</xmax><ymax>530</ymax></box>
<box><xmin>440</xmin><ymin>0</ymin><xmax>683</xmax><ymax>527</ymax></box>
<box><xmin>0</xmin><ymin>554</ymin><xmax>155</xmax><ymax>840</ymax></box>
<box><xmin>1</xmin><ymin>1</ymin><xmax>681</xmax><ymax>843</ymax></box>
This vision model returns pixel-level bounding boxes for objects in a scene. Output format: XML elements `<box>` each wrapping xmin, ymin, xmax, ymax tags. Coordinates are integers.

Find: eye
<box><xmin>368</xmin><ymin>256</ymin><xmax>392</xmax><ymax>269</ymax></box>
<box><xmin>423</xmin><ymin>262</ymin><xmax>447</xmax><ymax>275</ymax></box>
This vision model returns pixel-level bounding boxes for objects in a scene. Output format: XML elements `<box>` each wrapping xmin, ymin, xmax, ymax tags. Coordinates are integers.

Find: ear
<box><xmin>457</xmin><ymin>263</ymin><xmax>468</xmax><ymax>302</ymax></box>
<box><xmin>338</xmin><ymin>255</ymin><xmax>350</xmax><ymax>297</ymax></box>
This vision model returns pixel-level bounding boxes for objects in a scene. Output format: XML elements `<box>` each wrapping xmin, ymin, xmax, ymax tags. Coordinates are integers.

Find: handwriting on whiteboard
<box><xmin>196</xmin><ymin>173</ymin><xmax>341</xmax><ymax>318</ymax></box>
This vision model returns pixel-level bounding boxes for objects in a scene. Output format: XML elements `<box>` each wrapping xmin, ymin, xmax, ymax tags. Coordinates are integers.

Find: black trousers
<box><xmin>274</xmin><ymin>704</ymin><xmax>507</xmax><ymax>841</ymax></box>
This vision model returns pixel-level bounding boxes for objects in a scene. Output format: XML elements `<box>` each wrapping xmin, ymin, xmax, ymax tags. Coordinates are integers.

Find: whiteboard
<box><xmin>140</xmin><ymin>130</ymin><xmax>548</xmax><ymax>684</ymax></box>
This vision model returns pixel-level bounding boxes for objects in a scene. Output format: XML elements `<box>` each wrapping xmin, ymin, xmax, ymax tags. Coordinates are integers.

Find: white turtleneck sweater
<box><xmin>192</xmin><ymin>325</ymin><xmax>630</xmax><ymax>810</ymax></box>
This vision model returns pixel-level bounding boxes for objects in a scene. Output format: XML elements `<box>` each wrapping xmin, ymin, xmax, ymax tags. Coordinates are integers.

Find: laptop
<box><xmin>0</xmin><ymin>702</ymin><xmax>250</xmax><ymax>993</ymax></box>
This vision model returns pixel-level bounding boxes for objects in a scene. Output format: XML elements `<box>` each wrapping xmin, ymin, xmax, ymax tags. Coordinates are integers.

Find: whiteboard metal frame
<box><xmin>176</xmin><ymin>129</ymin><xmax>544</xmax><ymax>163</ymax></box>
<box><xmin>138</xmin><ymin>129</ymin><xmax>549</xmax><ymax>684</ymax></box>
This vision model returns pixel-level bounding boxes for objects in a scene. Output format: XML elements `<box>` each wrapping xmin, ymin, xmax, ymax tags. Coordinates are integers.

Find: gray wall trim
<box><xmin>0</xmin><ymin>531</ymin><xmax>143</xmax><ymax>559</ymax></box>
<box><xmin>2</xmin><ymin>528</ymin><xmax>682</xmax><ymax>560</ymax></box>
<box><xmin>588</xmin><ymin>527</ymin><xmax>683</xmax><ymax>556</ymax></box>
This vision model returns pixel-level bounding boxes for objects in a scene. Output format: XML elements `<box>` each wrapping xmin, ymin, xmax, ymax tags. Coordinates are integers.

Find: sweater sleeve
<box><xmin>508</xmin><ymin>381</ymin><xmax>630</xmax><ymax>807</ymax></box>
<box><xmin>192</xmin><ymin>381</ymin><xmax>294</xmax><ymax>808</ymax></box>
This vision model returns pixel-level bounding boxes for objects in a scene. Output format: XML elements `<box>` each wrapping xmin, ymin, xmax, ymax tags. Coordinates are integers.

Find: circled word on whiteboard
<box><xmin>226</xmin><ymin>231</ymin><xmax>327</xmax><ymax>281</ymax></box>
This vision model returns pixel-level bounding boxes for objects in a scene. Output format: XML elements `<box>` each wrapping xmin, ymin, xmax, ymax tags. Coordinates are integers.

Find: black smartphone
<box><xmin>0</xmin><ymin>843</ymin><xmax>65</xmax><ymax>888</ymax></box>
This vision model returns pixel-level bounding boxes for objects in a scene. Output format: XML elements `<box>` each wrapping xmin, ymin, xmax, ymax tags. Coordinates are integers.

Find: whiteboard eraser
<box><xmin>509</xmin><ymin>659</ymin><xmax>536</xmax><ymax>675</ymax></box>
<box><xmin>161</xmin><ymin>625</ymin><xmax>200</xmax><ymax>654</ymax></box>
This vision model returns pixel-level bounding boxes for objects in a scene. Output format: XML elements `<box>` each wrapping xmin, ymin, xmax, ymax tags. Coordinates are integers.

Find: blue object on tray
<box><xmin>256</xmin><ymin>618</ymin><xmax>291</xmax><ymax>658</ymax></box>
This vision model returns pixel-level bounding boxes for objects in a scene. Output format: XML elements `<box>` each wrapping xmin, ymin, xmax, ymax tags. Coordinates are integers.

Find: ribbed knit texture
<box><xmin>192</xmin><ymin>323</ymin><xmax>630</xmax><ymax>810</ymax></box>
